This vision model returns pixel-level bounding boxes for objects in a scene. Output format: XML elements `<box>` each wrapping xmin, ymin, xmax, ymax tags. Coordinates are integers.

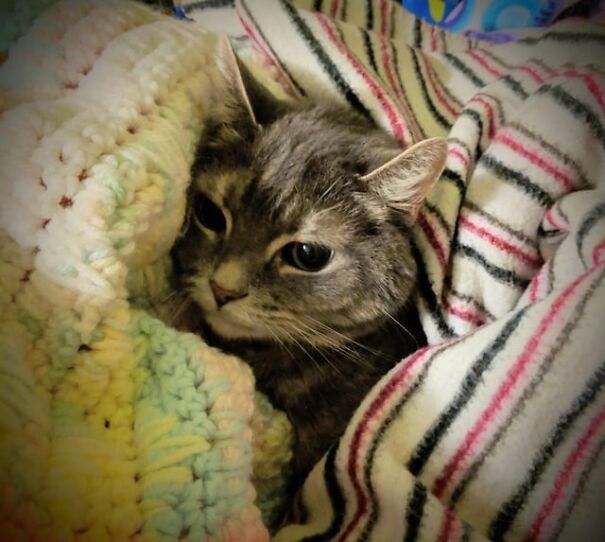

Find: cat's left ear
<box><xmin>361</xmin><ymin>137</ymin><xmax>447</xmax><ymax>225</ymax></box>
<box><xmin>216</xmin><ymin>35</ymin><xmax>291</xmax><ymax>129</ymax></box>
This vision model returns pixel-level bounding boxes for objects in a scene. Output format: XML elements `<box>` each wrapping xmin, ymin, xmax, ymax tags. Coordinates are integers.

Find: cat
<box><xmin>171</xmin><ymin>38</ymin><xmax>447</xmax><ymax>481</ymax></box>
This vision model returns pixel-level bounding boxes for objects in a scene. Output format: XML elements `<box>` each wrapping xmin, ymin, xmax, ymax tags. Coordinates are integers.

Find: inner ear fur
<box><xmin>360</xmin><ymin>137</ymin><xmax>448</xmax><ymax>224</ymax></box>
<box><xmin>216</xmin><ymin>35</ymin><xmax>292</xmax><ymax>128</ymax></box>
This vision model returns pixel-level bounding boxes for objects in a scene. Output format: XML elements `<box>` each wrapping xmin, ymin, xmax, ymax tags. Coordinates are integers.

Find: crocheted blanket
<box><xmin>180</xmin><ymin>1</ymin><xmax>605</xmax><ymax>541</ymax></box>
<box><xmin>0</xmin><ymin>1</ymin><xmax>293</xmax><ymax>540</ymax></box>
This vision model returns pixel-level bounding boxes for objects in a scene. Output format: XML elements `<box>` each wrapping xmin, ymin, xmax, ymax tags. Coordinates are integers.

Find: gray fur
<box><xmin>171</xmin><ymin>45</ymin><xmax>446</xmax><ymax>482</ymax></box>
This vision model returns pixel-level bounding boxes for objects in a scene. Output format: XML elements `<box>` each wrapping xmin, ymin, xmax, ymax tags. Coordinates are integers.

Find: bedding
<box><xmin>0</xmin><ymin>2</ymin><xmax>291</xmax><ymax>540</ymax></box>
<box><xmin>1</xmin><ymin>0</ymin><xmax>604</xmax><ymax>541</ymax></box>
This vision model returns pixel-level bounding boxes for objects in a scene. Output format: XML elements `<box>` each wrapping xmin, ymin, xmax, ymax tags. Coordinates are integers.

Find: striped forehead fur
<box><xmin>196</xmin><ymin>104</ymin><xmax>405</xmax><ymax>231</ymax></box>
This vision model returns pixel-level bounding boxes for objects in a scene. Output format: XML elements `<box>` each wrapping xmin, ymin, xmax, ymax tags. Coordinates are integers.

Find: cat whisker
<box><xmin>380</xmin><ymin>308</ymin><xmax>419</xmax><ymax>349</ymax></box>
<box><xmin>265</xmin><ymin>326</ymin><xmax>296</xmax><ymax>360</ymax></box>
<box><xmin>168</xmin><ymin>294</ymin><xmax>194</xmax><ymax>328</ymax></box>
<box><xmin>292</xmin><ymin>318</ymin><xmax>374</xmax><ymax>369</ymax></box>
<box><xmin>276</xmin><ymin>324</ymin><xmax>329</xmax><ymax>378</ymax></box>
<box><xmin>300</xmin><ymin>315</ymin><xmax>382</xmax><ymax>359</ymax></box>
<box><xmin>285</xmin><ymin>323</ymin><xmax>347</xmax><ymax>378</ymax></box>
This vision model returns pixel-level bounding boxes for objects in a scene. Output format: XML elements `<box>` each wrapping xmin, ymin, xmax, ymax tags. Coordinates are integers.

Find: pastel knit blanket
<box><xmin>0</xmin><ymin>1</ymin><xmax>293</xmax><ymax>540</ymax></box>
<box><xmin>180</xmin><ymin>1</ymin><xmax>605</xmax><ymax>541</ymax></box>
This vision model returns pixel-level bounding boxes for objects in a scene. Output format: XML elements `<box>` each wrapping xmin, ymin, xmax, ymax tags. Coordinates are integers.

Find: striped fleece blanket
<box><xmin>180</xmin><ymin>1</ymin><xmax>605</xmax><ymax>541</ymax></box>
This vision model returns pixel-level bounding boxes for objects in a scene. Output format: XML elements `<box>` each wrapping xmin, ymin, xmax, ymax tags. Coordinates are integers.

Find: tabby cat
<box><xmin>172</xmin><ymin>39</ymin><xmax>447</xmax><ymax>480</ymax></box>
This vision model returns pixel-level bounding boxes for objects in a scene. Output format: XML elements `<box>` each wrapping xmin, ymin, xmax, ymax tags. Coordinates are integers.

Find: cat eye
<box><xmin>281</xmin><ymin>242</ymin><xmax>333</xmax><ymax>272</ymax></box>
<box><xmin>193</xmin><ymin>194</ymin><xmax>226</xmax><ymax>233</ymax></box>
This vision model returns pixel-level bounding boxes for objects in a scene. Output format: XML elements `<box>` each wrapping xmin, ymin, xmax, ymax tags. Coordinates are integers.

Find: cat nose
<box><xmin>209</xmin><ymin>279</ymin><xmax>248</xmax><ymax>308</ymax></box>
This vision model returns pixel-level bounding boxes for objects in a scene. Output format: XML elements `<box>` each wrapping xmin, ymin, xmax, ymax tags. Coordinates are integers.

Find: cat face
<box><xmin>172</xmin><ymin>39</ymin><xmax>447</xmax><ymax>345</ymax></box>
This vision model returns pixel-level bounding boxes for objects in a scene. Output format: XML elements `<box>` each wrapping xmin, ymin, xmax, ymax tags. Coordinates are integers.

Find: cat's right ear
<box><xmin>216</xmin><ymin>35</ymin><xmax>291</xmax><ymax>129</ymax></box>
<box><xmin>361</xmin><ymin>137</ymin><xmax>447</xmax><ymax>225</ymax></box>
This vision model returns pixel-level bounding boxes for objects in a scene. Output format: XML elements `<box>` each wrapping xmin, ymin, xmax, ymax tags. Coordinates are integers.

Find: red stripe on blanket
<box><xmin>561</xmin><ymin>69</ymin><xmax>605</xmax><ymax>114</ymax></box>
<box><xmin>380</xmin><ymin>0</ymin><xmax>389</xmax><ymax>36</ymax></box>
<box><xmin>470</xmin><ymin>95</ymin><xmax>497</xmax><ymax>139</ymax></box>
<box><xmin>379</xmin><ymin>34</ymin><xmax>404</xmax><ymax>105</ymax></box>
<box><xmin>239</xmin><ymin>17</ymin><xmax>274</xmax><ymax>69</ymax></box>
<box><xmin>432</xmin><ymin>266</ymin><xmax>599</xmax><ymax>499</ymax></box>
<box><xmin>525</xmin><ymin>406</ymin><xmax>605</xmax><ymax>542</ymax></box>
<box><xmin>494</xmin><ymin>132</ymin><xmax>577</xmax><ymax>191</ymax></box>
<box><xmin>528</xmin><ymin>263</ymin><xmax>547</xmax><ymax>303</ymax></box>
<box><xmin>544</xmin><ymin>207</ymin><xmax>567</xmax><ymax>231</ymax></box>
<box><xmin>237</xmin><ymin>10</ymin><xmax>299</xmax><ymax>98</ymax></box>
<box><xmin>448</xmin><ymin>147</ymin><xmax>470</xmax><ymax>168</ymax></box>
<box><xmin>519</xmin><ymin>64</ymin><xmax>546</xmax><ymax>85</ymax></box>
<box><xmin>593</xmin><ymin>239</ymin><xmax>605</xmax><ymax>265</ymax></box>
<box><xmin>460</xmin><ymin>215</ymin><xmax>541</xmax><ymax>268</ymax></box>
<box><xmin>446</xmin><ymin>301</ymin><xmax>486</xmax><ymax>327</ymax></box>
<box><xmin>420</xmin><ymin>54</ymin><xmax>461</xmax><ymax>118</ymax></box>
<box><xmin>418</xmin><ymin>212</ymin><xmax>448</xmax><ymax>273</ymax></box>
<box><xmin>330</xmin><ymin>0</ymin><xmax>340</xmax><ymax>19</ymax></box>
<box><xmin>378</xmin><ymin>35</ymin><xmax>423</xmax><ymax>141</ymax></box>
<box><xmin>339</xmin><ymin>346</ymin><xmax>437</xmax><ymax>541</ymax></box>
<box><xmin>437</xmin><ymin>507</ymin><xmax>458</xmax><ymax>542</ymax></box>
<box><xmin>465</xmin><ymin>50</ymin><xmax>503</xmax><ymax>78</ymax></box>
<box><xmin>314</xmin><ymin>13</ymin><xmax>409</xmax><ymax>146</ymax></box>
<box><xmin>430</xmin><ymin>26</ymin><xmax>438</xmax><ymax>52</ymax></box>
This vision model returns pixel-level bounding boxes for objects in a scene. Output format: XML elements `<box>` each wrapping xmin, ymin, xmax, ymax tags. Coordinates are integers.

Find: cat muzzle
<box><xmin>210</xmin><ymin>279</ymin><xmax>249</xmax><ymax>308</ymax></box>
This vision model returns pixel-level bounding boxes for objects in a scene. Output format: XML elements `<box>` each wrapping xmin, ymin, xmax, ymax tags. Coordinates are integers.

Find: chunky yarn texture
<box><xmin>0</xmin><ymin>1</ymin><xmax>293</xmax><ymax>539</ymax></box>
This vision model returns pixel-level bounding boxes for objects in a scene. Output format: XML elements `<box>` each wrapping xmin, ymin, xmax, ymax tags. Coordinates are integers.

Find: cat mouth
<box><xmin>204</xmin><ymin>310</ymin><xmax>272</xmax><ymax>340</ymax></box>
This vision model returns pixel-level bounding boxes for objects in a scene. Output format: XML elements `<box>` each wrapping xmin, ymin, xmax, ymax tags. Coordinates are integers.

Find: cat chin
<box><xmin>204</xmin><ymin>312</ymin><xmax>272</xmax><ymax>341</ymax></box>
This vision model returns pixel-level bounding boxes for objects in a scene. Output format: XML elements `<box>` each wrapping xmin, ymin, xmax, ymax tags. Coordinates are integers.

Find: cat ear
<box><xmin>216</xmin><ymin>35</ymin><xmax>290</xmax><ymax>129</ymax></box>
<box><xmin>361</xmin><ymin>137</ymin><xmax>447</xmax><ymax>224</ymax></box>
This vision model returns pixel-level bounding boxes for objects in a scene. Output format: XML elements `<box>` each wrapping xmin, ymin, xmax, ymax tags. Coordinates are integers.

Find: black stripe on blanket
<box><xmin>449</xmin><ymin>268</ymin><xmax>605</xmax><ymax>506</ymax></box>
<box><xmin>443</xmin><ymin>53</ymin><xmax>485</xmax><ymax>88</ymax></box>
<box><xmin>411</xmin><ymin>50</ymin><xmax>450</xmax><ymax>129</ymax></box>
<box><xmin>404</xmin><ymin>482</ymin><xmax>428</xmax><ymax>542</ymax></box>
<box><xmin>448</xmin><ymin>136</ymin><xmax>477</xmax><ymax>163</ymax></box>
<box><xmin>360</xmin><ymin>345</ymin><xmax>459</xmax><ymax>540</ymax></box>
<box><xmin>365</xmin><ymin>0</ymin><xmax>374</xmax><ymax>31</ymax></box>
<box><xmin>412</xmin><ymin>243</ymin><xmax>456</xmax><ymax>338</ymax></box>
<box><xmin>481</xmin><ymin>155</ymin><xmax>555</xmax><ymax>207</ymax></box>
<box><xmin>184</xmin><ymin>0</ymin><xmax>233</xmax><ymax>11</ymax></box>
<box><xmin>456</xmin><ymin>244</ymin><xmax>530</xmax><ymax>288</ymax></box>
<box><xmin>449</xmin><ymin>288</ymin><xmax>496</xmax><ymax>321</ymax></box>
<box><xmin>521</xmin><ymin>30</ymin><xmax>605</xmax><ymax>47</ymax></box>
<box><xmin>462</xmin><ymin>109</ymin><xmax>486</xmax><ymax>149</ymax></box>
<box><xmin>539</xmin><ymin>84</ymin><xmax>605</xmax><ymax>153</ymax></box>
<box><xmin>425</xmin><ymin>201</ymin><xmax>453</xmax><ymax>237</ymax></box>
<box><xmin>489</xmin><ymin>360</ymin><xmax>605</xmax><ymax>540</ymax></box>
<box><xmin>361</xmin><ymin>28</ymin><xmax>378</xmax><ymax>74</ymax></box>
<box><xmin>441</xmin><ymin>168</ymin><xmax>467</xmax><ymax>195</ymax></box>
<box><xmin>281</xmin><ymin>0</ymin><xmax>372</xmax><ymax>119</ymax></box>
<box><xmin>576</xmin><ymin>203</ymin><xmax>605</xmax><ymax>267</ymax></box>
<box><xmin>303</xmin><ymin>346</ymin><xmax>452</xmax><ymax>541</ymax></box>
<box><xmin>508</xmin><ymin>122</ymin><xmax>588</xmax><ymax>188</ymax></box>
<box><xmin>551</xmin><ymin>437</ymin><xmax>605</xmax><ymax>540</ymax></box>
<box><xmin>463</xmin><ymin>200</ymin><xmax>539</xmax><ymax>250</ymax></box>
<box><xmin>341</xmin><ymin>0</ymin><xmax>349</xmax><ymax>21</ymax></box>
<box><xmin>390</xmin><ymin>41</ymin><xmax>426</xmax><ymax>140</ymax></box>
<box><xmin>408</xmin><ymin>308</ymin><xmax>529</xmax><ymax>476</ymax></box>
<box><xmin>301</xmin><ymin>444</ymin><xmax>345</xmax><ymax>542</ymax></box>
<box><xmin>501</xmin><ymin>74</ymin><xmax>530</xmax><ymax>99</ymax></box>
<box><xmin>239</xmin><ymin>0</ymin><xmax>306</xmax><ymax>96</ymax></box>
<box><xmin>413</xmin><ymin>18</ymin><xmax>422</xmax><ymax>48</ymax></box>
